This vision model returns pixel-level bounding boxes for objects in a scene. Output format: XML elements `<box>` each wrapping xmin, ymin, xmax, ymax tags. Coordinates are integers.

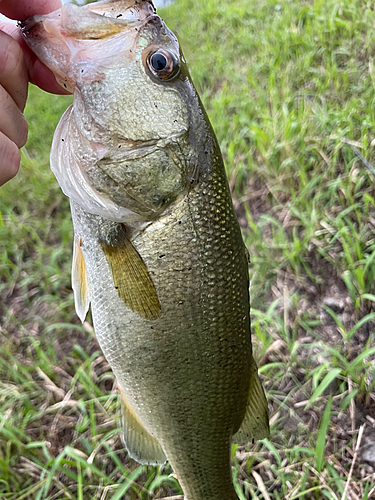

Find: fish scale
<box><xmin>70</xmin><ymin>166</ymin><xmax>251</xmax><ymax>499</ymax></box>
<box><xmin>21</xmin><ymin>1</ymin><xmax>269</xmax><ymax>498</ymax></box>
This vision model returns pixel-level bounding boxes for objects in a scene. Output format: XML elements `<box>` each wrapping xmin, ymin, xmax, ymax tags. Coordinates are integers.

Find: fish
<box><xmin>20</xmin><ymin>1</ymin><xmax>269</xmax><ymax>498</ymax></box>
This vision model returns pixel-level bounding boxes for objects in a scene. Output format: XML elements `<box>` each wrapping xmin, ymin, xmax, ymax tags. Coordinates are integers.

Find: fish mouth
<box><xmin>19</xmin><ymin>0</ymin><xmax>157</xmax><ymax>34</ymax></box>
<box><xmin>19</xmin><ymin>0</ymin><xmax>159</xmax><ymax>92</ymax></box>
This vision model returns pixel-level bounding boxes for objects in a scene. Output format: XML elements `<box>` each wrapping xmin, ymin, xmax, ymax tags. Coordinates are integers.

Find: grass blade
<box><xmin>315</xmin><ymin>395</ymin><xmax>333</xmax><ymax>473</ymax></box>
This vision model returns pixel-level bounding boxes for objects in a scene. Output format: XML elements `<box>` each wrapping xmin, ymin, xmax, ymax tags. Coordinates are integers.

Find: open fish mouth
<box><xmin>19</xmin><ymin>0</ymin><xmax>159</xmax><ymax>92</ymax></box>
<box><xmin>19</xmin><ymin>0</ymin><xmax>157</xmax><ymax>35</ymax></box>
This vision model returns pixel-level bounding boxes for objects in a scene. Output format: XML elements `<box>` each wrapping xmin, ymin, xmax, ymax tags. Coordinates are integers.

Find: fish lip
<box><xmin>85</xmin><ymin>0</ymin><xmax>156</xmax><ymax>17</ymax></box>
<box><xmin>18</xmin><ymin>1</ymin><xmax>157</xmax><ymax>42</ymax></box>
<box><xmin>18</xmin><ymin>16</ymin><xmax>42</xmax><ymax>35</ymax></box>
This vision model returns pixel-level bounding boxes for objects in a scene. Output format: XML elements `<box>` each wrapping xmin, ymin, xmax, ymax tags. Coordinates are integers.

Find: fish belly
<box><xmin>70</xmin><ymin>167</ymin><xmax>252</xmax><ymax>500</ymax></box>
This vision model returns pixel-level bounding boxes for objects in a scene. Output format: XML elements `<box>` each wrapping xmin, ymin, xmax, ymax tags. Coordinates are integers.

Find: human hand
<box><xmin>0</xmin><ymin>0</ymin><xmax>69</xmax><ymax>187</ymax></box>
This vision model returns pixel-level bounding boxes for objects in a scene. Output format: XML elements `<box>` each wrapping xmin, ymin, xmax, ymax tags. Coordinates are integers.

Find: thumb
<box><xmin>0</xmin><ymin>1</ymin><xmax>62</xmax><ymax>20</ymax></box>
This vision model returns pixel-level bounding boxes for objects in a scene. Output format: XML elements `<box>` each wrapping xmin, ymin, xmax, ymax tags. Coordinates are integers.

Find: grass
<box><xmin>1</xmin><ymin>0</ymin><xmax>375</xmax><ymax>498</ymax></box>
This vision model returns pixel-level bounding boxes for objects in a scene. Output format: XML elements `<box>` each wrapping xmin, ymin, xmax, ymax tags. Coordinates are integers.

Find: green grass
<box><xmin>1</xmin><ymin>0</ymin><xmax>375</xmax><ymax>498</ymax></box>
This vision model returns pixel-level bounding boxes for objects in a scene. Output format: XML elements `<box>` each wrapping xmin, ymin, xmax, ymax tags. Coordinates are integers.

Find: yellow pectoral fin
<box><xmin>100</xmin><ymin>226</ymin><xmax>161</xmax><ymax>321</ymax></box>
<box><xmin>119</xmin><ymin>385</ymin><xmax>166</xmax><ymax>466</ymax></box>
<box><xmin>233</xmin><ymin>358</ymin><xmax>270</xmax><ymax>444</ymax></box>
<box><xmin>72</xmin><ymin>237</ymin><xmax>91</xmax><ymax>323</ymax></box>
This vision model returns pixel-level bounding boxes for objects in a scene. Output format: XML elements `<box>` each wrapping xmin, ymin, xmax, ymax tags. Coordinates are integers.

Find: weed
<box><xmin>0</xmin><ymin>0</ymin><xmax>375</xmax><ymax>498</ymax></box>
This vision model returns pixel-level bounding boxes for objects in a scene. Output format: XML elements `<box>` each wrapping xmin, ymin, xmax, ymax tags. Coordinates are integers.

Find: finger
<box><xmin>0</xmin><ymin>0</ymin><xmax>62</xmax><ymax>20</ymax></box>
<box><xmin>0</xmin><ymin>85</ymin><xmax>28</xmax><ymax>148</ymax></box>
<box><xmin>0</xmin><ymin>29</ymin><xmax>28</xmax><ymax>111</ymax></box>
<box><xmin>28</xmin><ymin>56</ymin><xmax>71</xmax><ymax>95</ymax></box>
<box><xmin>0</xmin><ymin>131</ymin><xmax>21</xmax><ymax>187</ymax></box>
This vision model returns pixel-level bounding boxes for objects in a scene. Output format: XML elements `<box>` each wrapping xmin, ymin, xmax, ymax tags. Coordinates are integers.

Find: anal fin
<box><xmin>72</xmin><ymin>237</ymin><xmax>90</xmax><ymax>323</ymax></box>
<box><xmin>100</xmin><ymin>225</ymin><xmax>161</xmax><ymax>321</ymax></box>
<box><xmin>118</xmin><ymin>385</ymin><xmax>167</xmax><ymax>465</ymax></box>
<box><xmin>233</xmin><ymin>358</ymin><xmax>270</xmax><ymax>444</ymax></box>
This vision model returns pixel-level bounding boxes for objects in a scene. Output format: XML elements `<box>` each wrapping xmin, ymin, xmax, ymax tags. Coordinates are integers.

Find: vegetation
<box><xmin>1</xmin><ymin>0</ymin><xmax>375</xmax><ymax>498</ymax></box>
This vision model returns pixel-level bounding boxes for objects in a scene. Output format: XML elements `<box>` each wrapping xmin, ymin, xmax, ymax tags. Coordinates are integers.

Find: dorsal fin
<box><xmin>100</xmin><ymin>225</ymin><xmax>161</xmax><ymax>320</ymax></box>
<box><xmin>72</xmin><ymin>236</ymin><xmax>91</xmax><ymax>322</ymax></box>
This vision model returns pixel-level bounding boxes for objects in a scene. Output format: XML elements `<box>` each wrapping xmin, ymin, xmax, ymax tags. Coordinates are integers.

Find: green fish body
<box><xmin>21</xmin><ymin>2</ymin><xmax>269</xmax><ymax>498</ymax></box>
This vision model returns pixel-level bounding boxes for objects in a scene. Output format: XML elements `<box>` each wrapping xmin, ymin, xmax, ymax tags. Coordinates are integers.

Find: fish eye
<box><xmin>147</xmin><ymin>49</ymin><xmax>180</xmax><ymax>81</ymax></box>
<box><xmin>151</xmin><ymin>52</ymin><xmax>167</xmax><ymax>71</ymax></box>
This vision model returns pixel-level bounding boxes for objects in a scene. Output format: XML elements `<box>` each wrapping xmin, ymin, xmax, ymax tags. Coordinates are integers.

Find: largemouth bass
<box><xmin>21</xmin><ymin>1</ymin><xmax>269</xmax><ymax>498</ymax></box>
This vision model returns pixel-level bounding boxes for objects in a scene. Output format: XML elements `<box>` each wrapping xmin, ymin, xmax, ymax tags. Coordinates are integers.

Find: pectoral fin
<box><xmin>100</xmin><ymin>225</ymin><xmax>161</xmax><ymax>320</ymax></box>
<box><xmin>72</xmin><ymin>237</ymin><xmax>91</xmax><ymax>323</ymax></box>
<box><xmin>119</xmin><ymin>385</ymin><xmax>166</xmax><ymax>465</ymax></box>
<box><xmin>233</xmin><ymin>358</ymin><xmax>269</xmax><ymax>443</ymax></box>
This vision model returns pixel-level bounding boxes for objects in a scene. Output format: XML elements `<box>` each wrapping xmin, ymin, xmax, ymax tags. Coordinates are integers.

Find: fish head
<box><xmin>20</xmin><ymin>1</ymin><xmax>182</xmax><ymax>109</ymax></box>
<box><xmin>20</xmin><ymin>0</ymin><xmax>215</xmax><ymax>223</ymax></box>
